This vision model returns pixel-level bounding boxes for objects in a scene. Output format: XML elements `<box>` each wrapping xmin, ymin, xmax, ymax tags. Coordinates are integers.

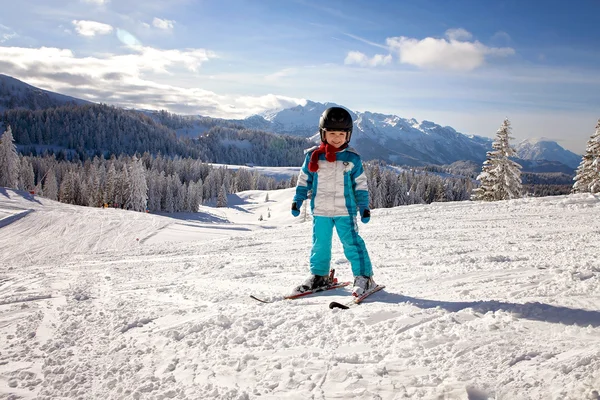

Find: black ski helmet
<box><xmin>319</xmin><ymin>107</ymin><xmax>353</xmax><ymax>143</ymax></box>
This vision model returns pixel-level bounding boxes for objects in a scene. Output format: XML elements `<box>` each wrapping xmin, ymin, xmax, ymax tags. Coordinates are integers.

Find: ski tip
<box><xmin>250</xmin><ymin>295</ymin><xmax>272</xmax><ymax>304</ymax></box>
<box><xmin>329</xmin><ymin>301</ymin><xmax>350</xmax><ymax>310</ymax></box>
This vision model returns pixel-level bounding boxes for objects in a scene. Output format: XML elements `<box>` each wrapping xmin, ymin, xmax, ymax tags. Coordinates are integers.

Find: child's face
<box><xmin>324</xmin><ymin>130</ymin><xmax>348</xmax><ymax>148</ymax></box>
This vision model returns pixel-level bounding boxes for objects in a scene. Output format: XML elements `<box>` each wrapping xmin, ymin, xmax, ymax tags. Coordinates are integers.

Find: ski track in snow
<box><xmin>1</xmin><ymin>189</ymin><xmax>600</xmax><ymax>399</ymax></box>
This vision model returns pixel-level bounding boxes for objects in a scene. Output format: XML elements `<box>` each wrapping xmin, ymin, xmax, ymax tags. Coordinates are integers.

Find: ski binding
<box><xmin>250</xmin><ymin>269</ymin><xmax>351</xmax><ymax>304</ymax></box>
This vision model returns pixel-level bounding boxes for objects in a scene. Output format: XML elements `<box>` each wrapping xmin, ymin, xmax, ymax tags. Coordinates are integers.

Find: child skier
<box><xmin>290</xmin><ymin>106</ymin><xmax>375</xmax><ymax>297</ymax></box>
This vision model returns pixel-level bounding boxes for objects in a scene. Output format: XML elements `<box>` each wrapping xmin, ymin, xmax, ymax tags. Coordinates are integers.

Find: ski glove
<box><xmin>360</xmin><ymin>207</ymin><xmax>370</xmax><ymax>224</ymax></box>
<box><xmin>291</xmin><ymin>201</ymin><xmax>302</xmax><ymax>217</ymax></box>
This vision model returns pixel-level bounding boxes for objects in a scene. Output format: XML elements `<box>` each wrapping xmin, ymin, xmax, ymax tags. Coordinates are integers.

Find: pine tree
<box><xmin>164</xmin><ymin>183</ymin><xmax>175</xmax><ymax>213</ymax></box>
<box><xmin>115</xmin><ymin>165</ymin><xmax>130</xmax><ymax>208</ymax></box>
<box><xmin>472</xmin><ymin>158</ymin><xmax>496</xmax><ymax>201</ymax></box>
<box><xmin>572</xmin><ymin>120</ymin><xmax>600</xmax><ymax>194</ymax></box>
<box><xmin>104</xmin><ymin>163</ymin><xmax>117</xmax><ymax>206</ymax></box>
<box><xmin>18</xmin><ymin>158</ymin><xmax>35</xmax><ymax>191</ymax></box>
<box><xmin>234</xmin><ymin>167</ymin><xmax>253</xmax><ymax>192</ymax></box>
<box><xmin>43</xmin><ymin>169</ymin><xmax>58</xmax><ymax>200</ymax></box>
<box><xmin>146</xmin><ymin>171</ymin><xmax>162</xmax><ymax>212</ymax></box>
<box><xmin>126</xmin><ymin>156</ymin><xmax>149</xmax><ymax>212</ymax></box>
<box><xmin>472</xmin><ymin>119</ymin><xmax>523</xmax><ymax>201</ymax></box>
<box><xmin>217</xmin><ymin>184</ymin><xmax>228</xmax><ymax>207</ymax></box>
<box><xmin>59</xmin><ymin>170</ymin><xmax>77</xmax><ymax>204</ymax></box>
<box><xmin>186</xmin><ymin>180</ymin><xmax>202</xmax><ymax>212</ymax></box>
<box><xmin>88</xmin><ymin>165</ymin><xmax>103</xmax><ymax>207</ymax></box>
<box><xmin>0</xmin><ymin>126</ymin><xmax>20</xmax><ymax>188</ymax></box>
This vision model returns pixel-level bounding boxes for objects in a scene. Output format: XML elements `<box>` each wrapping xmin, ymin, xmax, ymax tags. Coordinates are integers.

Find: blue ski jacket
<box><xmin>294</xmin><ymin>146</ymin><xmax>369</xmax><ymax>217</ymax></box>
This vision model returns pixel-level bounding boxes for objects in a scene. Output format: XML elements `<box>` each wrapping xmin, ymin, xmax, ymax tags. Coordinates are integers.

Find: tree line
<box><xmin>1</xmin><ymin>125</ymin><xmax>481</xmax><ymax>212</ymax></box>
<box><xmin>3</xmin><ymin>118</ymin><xmax>599</xmax><ymax>214</ymax></box>
<box><xmin>0</xmin><ymin>103</ymin><xmax>309</xmax><ymax>167</ymax></box>
<box><xmin>471</xmin><ymin>118</ymin><xmax>600</xmax><ymax>201</ymax></box>
<box><xmin>572</xmin><ymin>120</ymin><xmax>600</xmax><ymax>194</ymax></box>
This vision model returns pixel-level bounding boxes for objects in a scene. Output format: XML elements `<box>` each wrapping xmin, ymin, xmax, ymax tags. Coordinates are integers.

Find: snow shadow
<box><xmin>0</xmin><ymin>188</ymin><xmax>42</xmax><ymax>205</ymax></box>
<box><xmin>0</xmin><ymin>209</ymin><xmax>34</xmax><ymax>229</ymax></box>
<box><xmin>379</xmin><ymin>292</ymin><xmax>600</xmax><ymax>328</ymax></box>
<box><xmin>155</xmin><ymin>211</ymin><xmax>230</xmax><ymax>224</ymax></box>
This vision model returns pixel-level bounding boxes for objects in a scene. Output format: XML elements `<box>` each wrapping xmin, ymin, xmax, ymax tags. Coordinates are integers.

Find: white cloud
<box><xmin>234</xmin><ymin>94</ymin><xmax>306</xmax><ymax>116</ymax></box>
<box><xmin>265</xmin><ymin>68</ymin><xmax>298</xmax><ymax>82</ymax></box>
<box><xmin>386</xmin><ymin>29</ymin><xmax>515</xmax><ymax>71</ymax></box>
<box><xmin>0</xmin><ymin>45</ymin><xmax>254</xmax><ymax>117</ymax></box>
<box><xmin>344</xmin><ymin>51</ymin><xmax>392</xmax><ymax>67</ymax></box>
<box><xmin>81</xmin><ymin>0</ymin><xmax>110</xmax><ymax>4</ymax></box>
<box><xmin>445</xmin><ymin>28</ymin><xmax>473</xmax><ymax>41</ymax></box>
<box><xmin>0</xmin><ymin>45</ymin><xmax>306</xmax><ymax>119</ymax></box>
<box><xmin>491</xmin><ymin>31</ymin><xmax>512</xmax><ymax>44</ymax></box>
<box><xmin>130</xmin><ymin>46</ymin><xmax>215</xmax><ymax>73</ymax></box>
<box><xmin>0</xmin><ymin>25</ymin><xmax>18</xmax><ymax>43</ymax></box>
<box><xmin>153</xmin><ymin>18</ymin><xmax>175</xmax><ymax>30</ymax></box>
<box><xmin>0</xmin><ymin>45</ymin><xmax>216</xmax><ymax>80</ymax></box>
<box><xmin>72</xmin><ymin>20</ymin><xmax>114</xmax><ymax>37</ymax></box>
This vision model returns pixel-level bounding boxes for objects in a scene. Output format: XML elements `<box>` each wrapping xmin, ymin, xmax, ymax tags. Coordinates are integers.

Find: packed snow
<box><xmin>1</xmin><ymin>186</ymin><xmax>600</xmax><ymax>400</ymax></box>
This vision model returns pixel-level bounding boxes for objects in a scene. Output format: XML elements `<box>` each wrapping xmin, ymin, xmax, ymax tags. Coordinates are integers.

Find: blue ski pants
<box><xmin>310</xmin><ymin>216</ymin><xmax>372</xmax><ymax>277</ymax></box>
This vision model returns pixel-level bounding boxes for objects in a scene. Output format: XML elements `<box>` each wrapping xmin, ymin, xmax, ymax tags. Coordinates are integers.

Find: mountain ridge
<box><xmin>222</xmin><ymin>103</ymin><xmax>580</xmax><ymax>170</ymax></box>
<box><xmin>0</xmin><ymin>74</ymin><xmax>581</xmax><ymax>172</ymax></box>
<box><xmin>0</xmin><ymin>74</ymin><xmax>90</xmax><ymax>111</ymax></box>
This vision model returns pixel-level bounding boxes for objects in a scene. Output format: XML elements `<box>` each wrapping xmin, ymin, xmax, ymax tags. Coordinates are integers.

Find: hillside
<box><xmin>1</xmin><ymin>104</ymin><xmax>309</xmax><ymax>166</ymax></box>
<box><xmin>0</xmin><ymin>74</ymin><xmax>90</xmax><ymax>111</ymax></box>
<box><xmin>1</xmin><ymin>188</ymin><xmax>599</xmax><ymax>399</ymax></box>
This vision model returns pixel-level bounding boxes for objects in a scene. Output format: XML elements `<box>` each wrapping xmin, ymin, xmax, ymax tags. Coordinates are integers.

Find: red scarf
<box><xmin>308</xmin><ymin>143</ymin><xmax>348</xmax><ymax>172</ymax></box>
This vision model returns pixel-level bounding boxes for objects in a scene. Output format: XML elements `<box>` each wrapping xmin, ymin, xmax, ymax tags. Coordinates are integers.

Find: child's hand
<box><xmin>360</xmin><ymin>207</ymin><xmax>370</xmax><ymax>223</ymax></box>
<box><xmin>291</xmin><ymin>201</ymin><xmax>303</xmax><ymax>217</ymax></box>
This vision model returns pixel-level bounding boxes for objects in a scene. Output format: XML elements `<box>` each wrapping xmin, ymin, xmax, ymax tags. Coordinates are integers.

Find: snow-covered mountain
<box><xmin>0</xmin><ymin>74</ymin><xmax>580</xmax><ymax>172</ymax></box>
<box><xmin>230</xmin><ymin>102</ymin><xmax>580</xmax><ymax>171</ymax></box>
<box><xmin>515</xmin><ymin>138</ymin><xmax>581</xmax><ymax>169</ymax></box>
<box><xmin>0</xmin><ymin>74</ymin><xmax>90</xmax><ymax>111</ymax></box>
<box><xmin>230</xmin><ymin>101</ymin><xmax>491</xmax><ymax>166</ymax></box>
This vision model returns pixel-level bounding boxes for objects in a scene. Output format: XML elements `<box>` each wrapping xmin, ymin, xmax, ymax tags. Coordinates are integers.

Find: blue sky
<box><xmin>1</xmin><ymin>0</ymin><xmax>599</xmax><ymax>153</ymax></box>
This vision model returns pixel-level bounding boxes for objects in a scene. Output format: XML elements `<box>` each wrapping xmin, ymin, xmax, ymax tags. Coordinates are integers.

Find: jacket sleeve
<box><xmin>294</xmin><ymin>153</ymin><xmax>313</xmax><ymax>202</ymax></box>
<box><xmin>351</xmin><ymin>159</ymin><xmax>369</xmax><ymax>209</ymax></box>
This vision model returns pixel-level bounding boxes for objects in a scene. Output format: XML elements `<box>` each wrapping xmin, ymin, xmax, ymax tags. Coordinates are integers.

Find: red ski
<box><xmin>250</xmin><ymin>269</ymin><xmax>351</xmax><ymax>304</ymax></box>
<box><xmin>328</xmin><ymin>284</ymin><xmax>386</xmax><ymax>310</ymax></box>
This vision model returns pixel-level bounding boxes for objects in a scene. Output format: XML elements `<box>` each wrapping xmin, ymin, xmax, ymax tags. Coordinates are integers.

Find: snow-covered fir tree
<box><xmin>186</xmin><ymin>180</ymin><xmax>203</xmax><ymax>212</ymax></box>
<box><xmin>234</xmin><ymin>168</ymin><xmax>253</xmax><ymax>192</ymax></box>
<box><xmin>43</xmin><ymin>169</ymin><xmax>58</xmax><ymax>200</ymax></box>
<box><xmin>18</xmin><ymin>158</ymin><xmax>35</xmax><ymax>191</ymax></box>
<box><xmin>10</xmin><ymin>148</ymin><xmax>480</xmax><ymax>213</ymax></box>
<box><xmin>59</xmin><ymin>170</ymin><xmax>79</xmax><ymax>205</ymax></box>
<box><xmin>126</xmin><ymin>156</ymin><xmax>148</xmax><ymax>212</ymax></box>
<box><xmin>104</xmin><ymin>163</ymin><xmax>117</xmax><ymax>206</ymax></box>
<box><xmin>472</xmin><ymin>119</ymin><xmax>523</xmax><ymax>201</ymax></box>
<box><xmin>0</xmin><ymin>126</ymin><xmax>20</xmax><ymax>188</ymax></box>
<box><xmin>217</xmin><ymin>184</ymin><xmax>228</xmax><ymax>207</ymax></box>
<box><xmin>572</xmin><ymin>119</ymin><xmax>600</xmax><ymax>194</ymax></box>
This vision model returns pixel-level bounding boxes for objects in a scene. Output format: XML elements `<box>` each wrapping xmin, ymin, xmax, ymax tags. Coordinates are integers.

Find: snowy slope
<box><xmin>1</xmin><ymin>187</ymin><xmax>600</xmax><ymax>399</ymax></box>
